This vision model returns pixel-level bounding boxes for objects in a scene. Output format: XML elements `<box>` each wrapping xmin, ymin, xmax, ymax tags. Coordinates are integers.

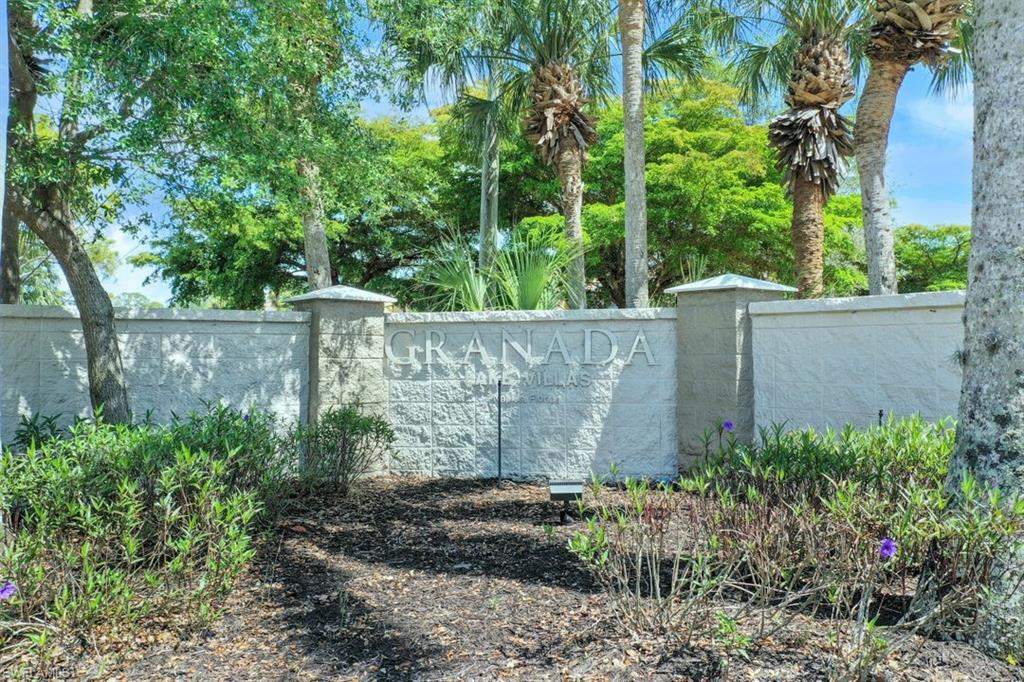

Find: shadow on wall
<box><xmin>0</xmin><ymin>305</ymin><xmax>311</xmax><ymax>442</ymax></box>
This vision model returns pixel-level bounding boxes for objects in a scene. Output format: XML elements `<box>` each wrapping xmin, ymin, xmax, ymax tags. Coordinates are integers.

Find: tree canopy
<box><xmin>140</xmin><ymin>78</ymin><xmax>877</xmax><ymax>309</ymax></box>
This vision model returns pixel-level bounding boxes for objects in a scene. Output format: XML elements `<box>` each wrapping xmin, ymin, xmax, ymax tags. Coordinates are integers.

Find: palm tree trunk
<box><xmin>938</xmin><ymin>0</ymin><xmax>1024</xmax><ymax>655</ymax></box>
<box><xmin>855</xmin><ymin>58</ymin><xmax>909</xmax><ymax>296</ymax></box>
<box><xmin>478</xmin><ymin>110</ymin><xmax>500</xmax><ymax>269</ymax></box>
<box><xmin>9</xmin><ymin>190</ymin><xmax>131</xmax><ymax>423</ymax></box>
<box><xmin>620</xmin><ymin>0</ymin><xmax>648</xmax><ymax>308</ymax></box>
<box><xmin>555</xmin><ymin>140</ymin><xmax>587</xmax><ymax>309</ymax></box>
<box><xmin>791</xmin><ymin>178</ymin><xmax>825</xmax><ymax>298</ymax></box>
<box><xmin>296</xmin><ymin>158</ymin><xmax>333</xmax><ymax>291</ymax></box>
<box><xmin>0</xmin><ymin>201</ymin><xmax>19</xmax><ymax>303</ymax></box>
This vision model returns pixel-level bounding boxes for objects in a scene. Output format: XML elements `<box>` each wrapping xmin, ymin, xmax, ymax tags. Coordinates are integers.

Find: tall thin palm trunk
<box><xmin>939</xmin><ymin>0</ymin><xmax>1024</xmax><ymax>656</ymax></box>
<box><xmin>791</xmin><ymin>178</ymin><xmax>825</xmax><ymax>298</ymax></box>
<box><xmin>555</xmin><ymin>140</ymin><xmax>587</xmax><ymax>309</ymax></box>
<box><xmin>855</xmin><ymin>59</ymin><xmax>909</xmax><ymax>295</ymax></box>
<box><xmin>296</xmin><ymin>158</ymin><xmax>333</xmax><ymax>291</ymax></box>
<box><xmin>478</xmin><ymin>109</ymin><xmax>500</xmax><ymax>269</ymax></box>
<box><xmin>620</xmin><ymin>0</ymin><xmax>648</xmax><ymax>308</ymax></box>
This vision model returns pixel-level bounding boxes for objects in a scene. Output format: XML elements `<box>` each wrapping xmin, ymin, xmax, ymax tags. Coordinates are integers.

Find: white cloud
<box><xmin>902</xmin><ymin>86</ymin><xmax>973</xmax><ymax>139</ymax></box>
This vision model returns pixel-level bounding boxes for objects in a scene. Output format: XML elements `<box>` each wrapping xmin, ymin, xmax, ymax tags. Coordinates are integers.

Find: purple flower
<box><xmin>879</xmin><ymin>538</ymin><xmax>897</xmax><ymax>560</ymax></box>
<box><xmin>243</xmin><ymin>414</ymin><xmax>250</xmax><ymax>423</ymax></box>
<box><xmin>722</xmin><ymin>420</ymin><xmax>735</xmax><ymax>433</ymax></box>
<box><xmin>0</xmin><ymin>581</ymin><xmax>17</xmax><ymax>600</ymax></box>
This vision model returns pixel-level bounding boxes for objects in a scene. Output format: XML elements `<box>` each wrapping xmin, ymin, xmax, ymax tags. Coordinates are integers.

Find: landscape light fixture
<box><xmin>549</xmin><ymin>481</ymin><xmax>584</xmax><ymax>524</ymax></box>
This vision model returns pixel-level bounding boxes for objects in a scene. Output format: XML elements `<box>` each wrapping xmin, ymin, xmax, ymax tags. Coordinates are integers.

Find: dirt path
<box><xmin>107</xmin><ymin>478</ymin><xmax>1020</xmax><ymax>681</ymax></box>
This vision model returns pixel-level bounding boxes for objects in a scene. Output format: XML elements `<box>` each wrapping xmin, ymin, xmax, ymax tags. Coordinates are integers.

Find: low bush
<box><xmin>291</xmin><ymin>405</ymin><xmax>394</xmax><ymax>496</ymax></box>
<box><xmin>571</xmin><ymin>416</ymin><xmax>1024</xmax><ymax>678</ymax></box>
<box><xmin>0</xmin><ymin>418</ymin><xmax>266</xmax><ymax>673</ymax></box>
<box><xmin>0</xmin><ymin>402</ymin><xmax>395</xmax><ymax>672</ymax></box>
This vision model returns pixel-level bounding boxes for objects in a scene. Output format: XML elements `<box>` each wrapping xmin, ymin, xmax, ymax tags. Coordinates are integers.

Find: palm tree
<box><xmin>486</xmin><ymin>0</ymin><xmax>707</xmax><ymax>308</ymax></box>
<box><xmin>620</xmin><ymin>0</ymin><xmax>648</xmax><ymax>308</ymax></box>
<box><xmin>707</xmin><ymin>0</ymin><xmax>868</xmax><ymax>297</ymax></box>
<box><xmin>450</xmin><ymin>81</ymin><xmax>521</xmax><ymax>269</ymax></box>
<box><xmin>855</xmin><ymin>0</ymin><xmax>972</xmax><ymax>295</ymax></box>
<box><xmin>380</xmin><ymin>6</ymin><xmax>516</xmax><ymax>271</ymax></box>
<box><xmin>620</xmin><ymin>2</ymin><xmax>709</xmax><ymax>308</ymax></box>
<box><xmin>933</xmin><ymin>0</ymin><xmax>1024</xmax><ymax>654</ymax></box>
<box><xmin>494</xmin><ymin>0</ymin><xmax>612</xmax><ymax>308</ymax></box>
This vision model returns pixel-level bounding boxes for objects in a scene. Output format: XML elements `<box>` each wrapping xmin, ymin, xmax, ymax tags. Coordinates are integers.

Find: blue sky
<box><xmin>3</xmin><ymin>58</ymin><xmax>973</xmax><ymax>306</ymax></box>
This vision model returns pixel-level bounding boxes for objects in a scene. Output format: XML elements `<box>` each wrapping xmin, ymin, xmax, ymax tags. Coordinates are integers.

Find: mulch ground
<box><xmin>101</xmin><ymin>477</ymin><xmax>1020</xmax><ymax>681</ymax></box>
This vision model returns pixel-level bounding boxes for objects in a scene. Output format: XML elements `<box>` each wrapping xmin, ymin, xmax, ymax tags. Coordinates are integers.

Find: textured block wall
<box><xmin>0</xmin><ymin>306</ymin><xmax>310</xmax><ymax>441</ymax></box>
<box><xmin>750</xmin><ymin>292</ymin><xmax>965</xmax><ymax>432</ymax></box>
<box><xmin>384</xmin><ymin>309</ymin><xmax>678</xmax><ymax>479</ymax></box>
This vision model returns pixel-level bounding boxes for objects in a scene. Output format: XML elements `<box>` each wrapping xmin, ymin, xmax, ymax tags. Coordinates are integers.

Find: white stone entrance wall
<box><xmin>384</xmin><ymin>309</ymin><xmax>678</xmax><ymax>479</ymax></box>
<box><xmin>0</xmin><ymin>305</ymin><xmax>310</xmax><ymax>440</ymax></box>
<box><xmin>749</xmin><ymin>291</ymin><xmax>965</xmax><ymax>432</ymax></box>
<box><xmin>1</xmin><ymin>281</ymin><xmax>972</xmax><ymax>478</ymax></box>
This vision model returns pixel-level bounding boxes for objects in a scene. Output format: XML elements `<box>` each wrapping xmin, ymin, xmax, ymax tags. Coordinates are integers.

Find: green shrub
<box><xmin>160</xmin><ymin>403</ymin><xmax>290</xmax><ymax>517</ymax></box>
<box><xmin>291</xmin><ymin>405</ymin><xmax>394</xmax><ymax>496</ymax></box>
<box><xmin>573</xmin><ymin>416</ymin><xmax>1024</xmax><ymax>676</ymax></box>
<box><xmin>0</xmin><ymin>406</ymin><xmax>285</xmax><ymax>670</ymax></box>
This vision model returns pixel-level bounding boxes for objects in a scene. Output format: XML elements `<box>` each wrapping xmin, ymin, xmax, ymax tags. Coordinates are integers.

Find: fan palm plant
<box><xmin>704</xmin><ymin>0</ymin><xmax>869</xmax><ymax>297</ymax></box>
<box><xmin>856</xmin><ymin>0</ymin><xmax>972</xmax><ymax>294</ymax></box>
<box><xmin>418</xmin><ymin>233</ymin><xmax>491</xmax><ymax>312</ymax></box>
<box><xmin>491</xmin><ymin>228</ymin><xmax>584</xmax><ymax>309</ymax></box>
<box><xmin>417</xmin><ymin>228</ymin><xmax>583</xmax><ymax>311</ymax></box>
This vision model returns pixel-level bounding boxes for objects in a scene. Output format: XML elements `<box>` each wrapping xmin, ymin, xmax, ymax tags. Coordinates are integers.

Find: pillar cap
<box><xmin>284</xmin><ymin>285</ymin><xmax>397</xmax><ymax>304</ymax></box>
<box><xmin>665</xmin><ymin>273</ymin><xmax>797</xmax><ymax>295</ymax></box>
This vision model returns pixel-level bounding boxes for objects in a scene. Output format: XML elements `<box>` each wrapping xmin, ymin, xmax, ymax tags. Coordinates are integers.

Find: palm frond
<box><xmin>490</xmin><ymin>227</ymin><xmax>584</xmax><ymax>309</ymax></box>
<box><xmin>928</xmin><ymin>9</ymin><xmax>973</xmax><ymax>95</ymax></box>
<box><xmin>418</xmin><ymin>234</ymin><xmax>489</xmax><ymax>312</ymax></box>
<box><xmin>643</xmin><ymin>17</ymin><xmax>710</xmax><ymax>92</ymax></box>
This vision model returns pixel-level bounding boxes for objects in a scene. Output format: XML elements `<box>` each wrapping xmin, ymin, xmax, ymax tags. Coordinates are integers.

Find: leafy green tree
<box><xmin>141</xmin><ymin>118</ymin><xmax>470</xmax><ymax>308</ymax></box>
<box><xmin>895</xmin><ymin>224</ymin><xmax>970</xmax><ymax>292</ymax></box>
<box><xmin>176</xmin><ymin>0</ymin><xmax>385</xmax><ymax>292</ymax></box>
<box><xmin>4</xmin><ymin>0</ymin><xmax>253</xmax><ymax>422</ymax></box>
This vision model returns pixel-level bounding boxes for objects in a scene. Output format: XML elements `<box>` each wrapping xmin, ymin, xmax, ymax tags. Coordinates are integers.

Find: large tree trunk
<box><xmin>555</xmin><ymin>140</ymin><xmax>587</xmax><ymax>309</ymax></box>
<box><xmin>791</xmin><ymin>178</ymin><xmax>825</xmax><ymax>298</ymax></box>
<box><xmin>9</xmin><ymin>192</ymin><xmax>131</xmax><ymax>424</ymax></box>
<box><xmin>0</xmin><ymin>203</ymin><xmax>19</xmax><ymax>303</ymax></box>
<box><xmin>939</xmin><ymin>0</ymin><xmax>1024</xmax><ymax>656</ymax></box>
<box><xmin>855</xmin><ymin>58</ymin><xmax>909</xmax><ymax>296</ymax></box>
<box><xmin>4</xmin><ymin>0</ymin><xmax>130</xmax><ymax>423</ymax></box>
<box><xmin>478</xmin><ymin>110</ymin><xmax>499</xmax><ymax>269</ymax></box>
<box><xmin>296</xmin><ymin>158</ymin><xmax>333</xmax><ymax>291</ymax></box>
<box><xmin>620</xmin><ymin>0</ymin><xmax>648</xmax><ymax>308</ymax></box>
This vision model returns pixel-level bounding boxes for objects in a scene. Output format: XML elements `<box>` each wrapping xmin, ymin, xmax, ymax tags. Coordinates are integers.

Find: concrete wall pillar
<box><xmin>285</xmin><ymin>285</ymin><xmax>395</xmax><ymax>420</ymax></box>
<box><xmin>666</xmin><ymin>274</ymin><xmax>795</xmax><ymax>466</ymax></box>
